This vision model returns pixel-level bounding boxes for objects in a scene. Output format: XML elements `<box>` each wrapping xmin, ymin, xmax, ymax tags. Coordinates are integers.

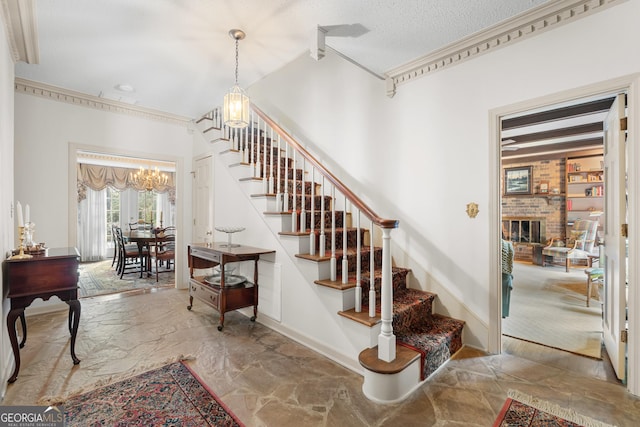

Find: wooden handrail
<box><xmin>251</xmin><ymin>104</ymin><xmax>398</xmax><ymax>230</ymax></box>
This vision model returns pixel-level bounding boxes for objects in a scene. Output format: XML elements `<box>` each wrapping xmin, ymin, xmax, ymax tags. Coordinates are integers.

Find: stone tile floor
<box><xmin>2</xmin><ymin>287</ymin><xmax>639</xmax><ymax>426</ymax></box>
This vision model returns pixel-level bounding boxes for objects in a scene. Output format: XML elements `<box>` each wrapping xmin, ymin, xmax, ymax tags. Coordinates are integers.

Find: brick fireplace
<box><xmin>502</xmin><ymin>158</ymin><xmax>566</xmax><ymax>263</ymax></box>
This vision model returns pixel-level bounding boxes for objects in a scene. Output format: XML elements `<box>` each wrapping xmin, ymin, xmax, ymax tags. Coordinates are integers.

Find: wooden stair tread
<box><xmin>358</xmin><ymin>345</ymin><xmax>421</xmax><ymax>375</ymax></box>
<box><xmin>314</xmin><ymin>278</ymin><xmax>356</xmax><ymax>290</ymax></box>
<box><xmin>338</xmin><ymin>308</ymin><xmax>380</xmax><ymax>326</ymax></box>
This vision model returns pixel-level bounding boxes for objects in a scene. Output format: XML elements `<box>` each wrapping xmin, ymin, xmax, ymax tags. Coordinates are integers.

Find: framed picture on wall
<box><xmin>539</xmin><ymin>180</ymin><xmax>549</xmax><ymax>194</ymax></box>
<box><xmin>504</xmin><ymin>166</ymin><xmax>532</xmax><ymax>195</ymax></box>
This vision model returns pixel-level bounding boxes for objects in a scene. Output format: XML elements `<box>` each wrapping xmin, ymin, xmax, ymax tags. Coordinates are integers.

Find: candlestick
<box><xmin>10</xmin><ymin>226</ymin><xmax>33</xmax><ymax>259</ymax></box>
<box><xmin>25</xmin><ymin>204</ymin><xmax>30</xmax><ymax>224</ymax></box>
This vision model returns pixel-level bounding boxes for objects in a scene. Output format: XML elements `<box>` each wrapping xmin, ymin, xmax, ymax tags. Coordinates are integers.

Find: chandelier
<box><xmin>223</xmin><ymin>29</ymin><xmax>250</xmax><ymax>128</ymax></box>
<box><xmin>130</xmin><ymin>166</ymin><xmax>168</xmax><ymax>192</ymax></box>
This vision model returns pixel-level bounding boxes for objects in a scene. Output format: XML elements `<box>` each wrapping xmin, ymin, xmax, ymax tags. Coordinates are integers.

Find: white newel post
<box><xmin>378</xmin><ymin>227</ymin><xmax>396</xmax><ymax>362</ymax></box>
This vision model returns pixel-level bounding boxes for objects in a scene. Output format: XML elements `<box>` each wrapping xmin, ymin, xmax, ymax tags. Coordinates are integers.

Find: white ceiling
<box><xmin>14</xmin><ymin>0</ymin><xmax>550</xmax><ymax>119</ymax></box>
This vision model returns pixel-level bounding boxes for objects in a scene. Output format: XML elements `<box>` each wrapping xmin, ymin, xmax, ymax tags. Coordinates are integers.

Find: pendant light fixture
<box><xmin>223</xmin><ymin>29</ymin><xmax>250</xmax><ymax>128</ymax></box>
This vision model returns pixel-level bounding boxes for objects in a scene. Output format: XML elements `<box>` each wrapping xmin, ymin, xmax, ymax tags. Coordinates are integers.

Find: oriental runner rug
<box><xmin>40</xmin><ymin>361</ymin><xmax>244</xmax><ymax>427</ymax></box>
<box><xmin>78</xmin><ymin>259</ymin><xmax>174</xmax><ymax>298</ymax></box>
<box><xmin>493</xmin><ymin>390</ymin><xmax>616</xmax><ymax>427</ymax></box>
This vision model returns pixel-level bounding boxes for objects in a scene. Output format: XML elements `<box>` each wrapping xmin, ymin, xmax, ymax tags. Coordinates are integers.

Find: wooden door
<box><xmin>194</xmin><ymin>156</ymin><xmax>213</xmax><ymax>244</ymax></box>
<box><xmin>603</xmin><ymin>93</ymin><xmax>628</xmax><ymax>380</ymax></box>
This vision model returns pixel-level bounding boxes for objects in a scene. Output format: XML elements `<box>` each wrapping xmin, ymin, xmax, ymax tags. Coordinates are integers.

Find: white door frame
<box><xmin>488</xmin><ymin>73</ymin><xmax>640</xmax><ymax>395</ymax></box>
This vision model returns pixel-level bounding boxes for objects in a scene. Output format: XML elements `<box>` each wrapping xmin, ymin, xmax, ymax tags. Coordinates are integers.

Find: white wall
<box><xmin>248</xmin><ymin>0</ymin><xmax>640</xmax><ymax>349</ymax></box>
<box><xmin>0</xmin><ymin>11</ymin><xmax>15</xmax><ymax>396</ymax></box>
<box><xmin>13</xmin><ymin>94</ymin><xmax>197</xmax><ymax>308</ymax></box>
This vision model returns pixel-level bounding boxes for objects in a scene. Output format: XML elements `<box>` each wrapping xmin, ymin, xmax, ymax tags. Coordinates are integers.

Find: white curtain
<box><xmin>78</xmin><ymin>187</ymin><xmax>107</xmax><ymax>262</ymax></box>
<box><xmin>157</xmin><ymin>192</ymin><xmax>174</xmax><ymax>227</ymax></box>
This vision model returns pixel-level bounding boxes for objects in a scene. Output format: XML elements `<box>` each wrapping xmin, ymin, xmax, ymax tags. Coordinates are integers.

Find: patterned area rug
<box><xmin>41</xmin><ymin>361</ymin><xmax>244</xmax><ymax>426</ymax></box>
<box><xmin>78</xmin><ymin>259</ymin><xmax>174</xmax><ymax>298</ymax></box>
<box><xmin>493</xmin><ymin>390</ymin><xmax>616</xmax><ymax>427</ymax></box>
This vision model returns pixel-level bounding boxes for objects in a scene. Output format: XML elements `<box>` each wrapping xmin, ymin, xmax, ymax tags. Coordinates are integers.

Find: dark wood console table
<box><xmin>2</xmin><ymin>247</ymin><xmax>81</xmax><ymax>383</ymax></box>
<box><xmin>187</xmin><ymin>243</ymin><xmax>275</xmax><ymax>331</ymax></box>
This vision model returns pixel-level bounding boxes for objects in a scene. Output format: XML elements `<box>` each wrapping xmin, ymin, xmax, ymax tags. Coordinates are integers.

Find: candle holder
<box><xmin>10</xmin><ymin>226</ymin><xmax>33</xmax><ymax>259</ymax></box>
<box><xmin>24</xmin><ymin>222</ymin><xmax>35</xmax><ymax>248</ymax></box>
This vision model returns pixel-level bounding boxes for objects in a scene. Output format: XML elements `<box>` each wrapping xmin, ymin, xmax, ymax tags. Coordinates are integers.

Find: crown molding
<box><xmin>15</xmin><ymin>78</ymin><xmax>193</xmax><ymax>126</ymax></box>
<box><xmin>385</xmin><ymin>0</ymin><xmax>624</xmax><ymax>97</ymax></box>
<box><xmin>0</xmin><ymin>0</ymin><xmax>39</xmax><ymax>64</ymax></box>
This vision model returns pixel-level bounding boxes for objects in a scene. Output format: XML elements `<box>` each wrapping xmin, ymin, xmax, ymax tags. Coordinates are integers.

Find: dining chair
<box><xmin>152</xmin><ymin>226</ymin><xmax>175</xmax><ymax>282</ymax></box>
<box><xmin>110</xmin><ymin>224</ymin><xmax>119</xmax><ymax>268</ymax></box>
<box><xmin>115</xmin><ymin>226</ymin><xmax>148</xmax><ymax>279</ymax></box>
<box><xmin>128</xmin><ymin>220</ymin><xmax>153</xmax><ymax>231</ymax></box>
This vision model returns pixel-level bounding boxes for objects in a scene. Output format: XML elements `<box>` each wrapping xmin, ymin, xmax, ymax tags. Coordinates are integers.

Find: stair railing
<box><xmin>202</xmin><ymin>105</ymin><xmax>400</xmax><ymax>363</ymax></box>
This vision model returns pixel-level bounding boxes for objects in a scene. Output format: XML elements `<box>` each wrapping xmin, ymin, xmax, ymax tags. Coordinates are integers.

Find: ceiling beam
<box><xmin>502</xmin><ymin>122</ymin><xmax>603</xmax><ymax>145</ymax></box>
<box><xmin>502</xmin><ymin>97</ymin><xmax>614</xmax><ymax>130</ymax></box>
<box><xmin>502</xmin><ymin>137</ymin><xmax>603</xmax><ymax>158</ymax></box>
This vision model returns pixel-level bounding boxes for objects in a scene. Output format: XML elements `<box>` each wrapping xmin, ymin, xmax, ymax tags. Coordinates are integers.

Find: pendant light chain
<box><xmin>235</xmin><ymin>38</ymin><xmax>239</xmax><ymax>85</ymax></box>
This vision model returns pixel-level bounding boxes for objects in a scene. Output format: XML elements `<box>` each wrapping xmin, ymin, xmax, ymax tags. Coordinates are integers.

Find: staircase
<box><xmin>197</xmin><ymin>106</ymin><xmax>464</xmax><ymax>399</ymax></box>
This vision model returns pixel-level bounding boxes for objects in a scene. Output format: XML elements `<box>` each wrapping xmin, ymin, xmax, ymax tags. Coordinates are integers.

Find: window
<box><xmin>137</xmin><ymin>191</ymin><xmax>159</xmax><ymax>224</ymax></box>
<box><xmin>106</xmin><ymin>187</ymin><xmax>120</xmax><ymax>246</ymax></box>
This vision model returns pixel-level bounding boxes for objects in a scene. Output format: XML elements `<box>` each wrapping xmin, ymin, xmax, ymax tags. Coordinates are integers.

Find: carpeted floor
<box><xmin>40</xmin><ymin>360</ymin><xmax>244</xmax><ymax>426</ymax></box>
<box><xmin>78</xmin><ymin>259</ymin><xmax>175</xmax><ymax>298</ymax></box>
<box><xmin>502</xmin><ymin>262</ymin><xmax>603</xmax><ymax>359</ymax></box>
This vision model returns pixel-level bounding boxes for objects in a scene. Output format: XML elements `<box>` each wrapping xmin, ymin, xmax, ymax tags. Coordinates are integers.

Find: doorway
<box><xmin>68</xmin><ymin>144</ymin><xmax>184</xmax><ymax>296</ymax></box>
<box><xmin>489</xmin><ymin>75</ymin><xmax>639</xmax><ymax>395</ymax></box>
<box><xmin>500</xmin><ymin>94</ymin><xmax>613</xmax><ymax>360</ymax></box>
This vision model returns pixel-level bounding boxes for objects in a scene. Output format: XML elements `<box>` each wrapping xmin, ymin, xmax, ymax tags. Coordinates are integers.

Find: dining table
<box><xmin>124</xmin><ymin>229</ymin><xmax>162</xmax><ymax>278</ymax></box>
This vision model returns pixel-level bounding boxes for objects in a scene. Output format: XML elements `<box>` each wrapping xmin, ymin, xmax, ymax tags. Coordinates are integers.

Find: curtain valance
<box><xmin>77</xmin><ymin>163</ymin><xmax>176</xmax><ymax>203</ymax></box>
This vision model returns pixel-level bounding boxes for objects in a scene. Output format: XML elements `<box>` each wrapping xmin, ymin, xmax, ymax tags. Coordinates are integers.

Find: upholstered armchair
<box><xmin>542</xmin><ymin>219</ymin><xmax>599</xmax><ymax>272</ymax></box>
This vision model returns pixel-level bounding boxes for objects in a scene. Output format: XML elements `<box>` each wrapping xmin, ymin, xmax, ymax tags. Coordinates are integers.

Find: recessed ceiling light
<box><xmin>114</xmin><ymin>83</ymin><xmax>135</xmax><ymax>93</ymax></box>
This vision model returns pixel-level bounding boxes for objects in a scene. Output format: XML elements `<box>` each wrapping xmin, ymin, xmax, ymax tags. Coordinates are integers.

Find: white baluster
<box><xmin>309</xmin><ymin>167</ymin><xmax>316</xmax><ymax>256</ymax></box>
<box><xmin>276</xmin><ymin>135</ymin><xmax>282</xmax><ymax>210</ymax></box>
<box><xmin>342</xmin><ymin>195</ymin><xmax>348</xmax><ymax>284</ymax></box>
<box><xmin>283</xmin><ymin>142</ymin><xmax>289</xmax><ymax>212</ymax></box>
<box><xmin>250</xmin><ymin>111</ymin><xmax>255</xmax><ymax>175</ymax></box>
<box><xmin>242</xmin><ymin>125</ymin><xmax>248</xmax><ymax>163</ymax></box>
<box><xmin>378</xmin><ymin>227</ymin><xmax>396</xmax><ymax>362</ymax></box>
<box><xmin>319</xmin><ymin>176</ymin><xmax>326</xmax><ymax>257</ymax></box>
<box><xmin>268</xmin><ymin>127</ymin><xmax>275</xmax><ymax>194</ymax></box>
<box><xmin>262</xmin><ymin>119</ymin><xmax>268</xmax><ymax>193</ymax></box>
<box><xmin>330</xmin><ymin>184</ymin><xmax>336</xmax><ymax>282</ymax></box>
<box><xmin>300</xmin><ymin>157</ymin><xmax>306</xmax><ymax>233</ymax></box>
<box><xmin>291</xmin><ymin>150</ymin><xmax>297</xmax><ymax>232</ymax></box>
<box><xmin>355</xmin><ymin>210</ymin><xmax>361</xmax><ymax>312</ymax></box>
<box><xmin>369</xmin><ymin>220</ymin><xmax>375</xmax><ymax>318</ymax></box>
<box><xmin>254</xmin><ymin>117</ymin><xmax>261</xmax><ymax>178</ymax></box>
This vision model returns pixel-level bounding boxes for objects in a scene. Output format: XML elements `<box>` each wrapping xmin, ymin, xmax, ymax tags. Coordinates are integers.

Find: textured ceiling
<box><xmin>14</xmin><ymin>0</ymin><xmax>549</xmax><ymax>118</ymax></box>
